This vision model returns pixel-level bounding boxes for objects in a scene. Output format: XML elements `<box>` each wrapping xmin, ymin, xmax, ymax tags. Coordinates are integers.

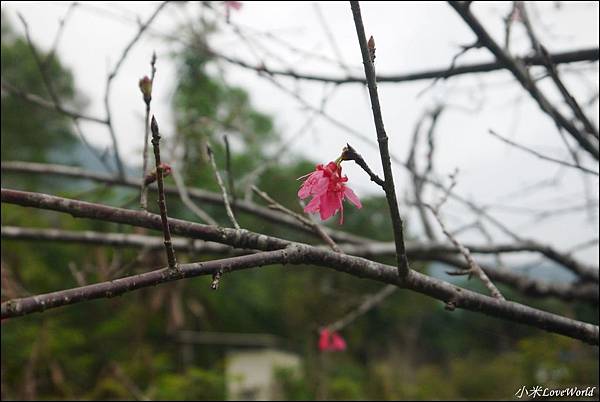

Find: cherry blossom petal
<box><xmin>303</xmin><ymin>195</ymin><xmax>321</xmax><ymax>213</ymax></box>
<box><xmin>318</xmin><ymin>329</ymin><xmax>331</xmax><ymax>351</ymax></box>
<box><xmin>311</xmin><ymin>176</ymin><xmax>331</xmax><ymax>196</ymax></box>
<box><xmin>331</xmin><ymin>332</ymin><xmax>347</xmax><ymax>351</ymax></box>
<box><xmin>344</xmin><ymin>187</ymin><xmax>362</xmax><ymax>208</ymax></box>
<box><xmin>224</xmin><ymin>1</ymin><xmax>242</xmax><ymax>10</ymax></box>
<box><xmin>319</xmin><ymin>191</ymin><xmax>341</xmax><ymax>221</ymax></box>
<box><xmin>297</xmin><ymin>171</ymin><xmax>324</xmax><ymax>199</ymax></box>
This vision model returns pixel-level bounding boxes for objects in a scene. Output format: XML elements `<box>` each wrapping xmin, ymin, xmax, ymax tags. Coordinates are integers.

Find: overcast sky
<box><xmin>2</xmin><ymin>1</ymin><xmax>599</xmax><ymax>266</ymax></box>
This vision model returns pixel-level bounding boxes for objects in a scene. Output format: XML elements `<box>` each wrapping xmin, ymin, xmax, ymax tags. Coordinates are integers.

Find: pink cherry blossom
<box><xmin>330</xmin><ymin>332</ymin><xmax>347</xmax><ymax>351</ymax></box>
<box><xmin>224</xmin><ymin>1</ymin><xmax>242</xmax><ymax>10</ymax></box>
<box><xmin>298</xmin><ymin>162</ymin><xmax>361</xmax><ymax>224</ymax></box>
<box><xmin>318</xmin><ymin>329</ymin><xmax>331</xmax><ymax>351</ymax></box>
<box><xmin>318</xmin><ymin>328</ymin><xmax>347</xmax><ymax>352</ymax></box>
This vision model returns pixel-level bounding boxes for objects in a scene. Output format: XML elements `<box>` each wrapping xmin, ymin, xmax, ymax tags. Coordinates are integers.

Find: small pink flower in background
<box><xmin>318</xmin><ymin>328</ymin><xmax>347</xmax><ymax>352</ymax></box>
<box><xmin>318</xmin><ymin>329</ymin><xmax>331</xmax><ymax>351</ymax></box>
<box><xmin>223</xmin><ymin>1</ymin><xmax>242</xmax><ymax>22</ymax></box>
<box><xmin>298</xmin><ymin>161</ymin><xmax>361</xmax><ymax>224</ymax></box>
<box><xmin>330</xmin><ymin>332</ymin><xmax>347</xmax><ymax>351</ymax></box>
<box><xmin>224</xmin><ymin>1</ymin><xmax>242</xmax><ymax>11</ymax></box>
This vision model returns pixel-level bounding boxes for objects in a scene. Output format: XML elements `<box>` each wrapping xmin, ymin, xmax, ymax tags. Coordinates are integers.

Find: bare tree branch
<box><xmin>516</xmin><ymin>2</ymin><xmax>599</xmax><ymax>139</ymax></box>
<box><xmin>150</xmin><ymin>116</ymin><xmax>178</xmax><ymax>271</ymax></box>
<box><xmin>1</xmin><ymin>161</ymin><xmax>369</xmax><ymax>244</ymax></box>
<box><xmin>252</xmin><ymin>186</ymin><xmax>341</xmax><ymax>253</ymax></box>
<box><xmin>140</xmin><ymin>52</ymin><xmax>157</xmax><ymax>210</ymax></box>
<box><xmin>425</xmin><ymin>200</ymin><xmax>506</xmax><ymax>300</ymax></box>
<box><xmin>3</xmin><ymin>225</ymin><xmax>597</xmax><ymax>304</ymax></box>
<box><xmin>11</xmin><ymin>14</ymin><xmax>114</xmax><ymax>173</ymax></box>
<box><xmin>1</xmin><ymin>230</ymin><xmax>597</xmax><ymax>344</ymax></box>
<box><xmin>215</xmin><ymin>46</ymin><xmax>599</xmax><ymax>85</ymax></box>
<box><xmin>488</xmin><ymin>129</ymin><xmax>599</xmax><ymax>176</ymax></box>
<box><xmin>448</xmin><ymin>1</ymin><xmax>600</xmax><ymax>160</ymax></box>
<box><xmin>43</xmin><ymin>3</ymin><xmax>78</xmax><ymax>68</ymax></box>
<box><xmin>104</xmin><ymin>1</ymin><xmax>169</xmax><ymax>178</ymax></box>
<box><xmin>406</xmin><ymin>106</ymin><xmax>445</xmax><ymax>240</ymax></box>
<box><xmin>207</xmin><ymin>144</ymin><xmax>240</xmax><ymax>230</ymax></box>
<box><xmin>170</xmin><ymin>165</ymin><xmax>218</xmax><ymax>226</ymax></box>
<box><xmin>350</xmin><ymin>1</ymin><xmax>410</xmax><ymax>276</ymax></box>
<box><xmin>324</xmin><ymin>285</ymin><xmax>397</xmax><ymax>333</ymax></box>
<box><xmin>429</xmin><ymin>254</ymin><xmax>598</xmax><ymax>305</ymax></box>
<box><xmin>346</xmin><ymin>237</ymin><xmax>599</xmax><ymax>283</ymax></box>
<box><xmin>341</xmin><ymin>143</ymin><xmax>385</xmax><ymax>188</ymax></box>
<box><xmin>1</xmin><ymin>226</ymin><xmax>233</xmax><ymax>254</ymax></box>
<box><xmin>313</xmin><ymin>3</ymin><xmax>351</xmax><ymax>74</ymax></box>
<box><xmin>0</xmin><ymin>188</ymin><xmax>291</xmax><ymax>250</ymax></box>
<box><xmin>0</xmin><ymin>80</ymin><xmax>107</xmax><ymax>125</ymax></box>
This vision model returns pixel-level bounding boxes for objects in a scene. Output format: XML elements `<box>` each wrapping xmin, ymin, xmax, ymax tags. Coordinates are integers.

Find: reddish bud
<box><xmin>368</xmin><ymin>35</ymin><xmax>376</xmax><ymax>62</ymax></box>
<box><xmin>138</xmin><ymin>76</ymin><xmax>152</xmax><ymax>104</ymax></box>
<box><xmin>144</xmin><ymin>163</ymin><xmax>172</xmax><ymax>185</ymax></box>
<box><xmin>160</xmin><ymin>163</ymin><xmax>172</xmax><ymax>176</ymax></box>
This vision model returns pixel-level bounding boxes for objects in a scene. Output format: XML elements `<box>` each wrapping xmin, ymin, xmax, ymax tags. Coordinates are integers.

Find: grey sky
<box><xmin>2</xmin><ymin>1</ymin><xmax>598</xmax><ymax>266</ymax></box>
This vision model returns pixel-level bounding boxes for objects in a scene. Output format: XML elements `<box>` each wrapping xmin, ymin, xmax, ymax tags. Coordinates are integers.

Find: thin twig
<box><xmin>13</xmin><ymin>15</ymin><xmax>112</xmax><ymax>172</ymax></box>
<box><xmin>223</xmin><ymin>135</ymin><xmax>236</xmax><ymax>210</ymax></box>
<box><xmin>488</xmin><ymin>129</ymin><xmax>599</xmax><ymax>176</ymax></box>
<box><xmin>502</xmin><ymin>2</ymin><xmax>519</xmax><ymax>52</ymax></box>
<box><xmin>350</xmin><ymin>1</ymin><xmax>410</xmax><ymax>276</ymax></box>
<box><xmin>516</xmin><ymin>2</ymin><xmax>598</xmax><ymax>139</ymax></box>
<box><xmin>43</xmin><ymin>3</ymin><xmax>78</xmax><ymax>68</ymax></box>
<box><xmin>448</xmin><ymin>1</ymin><xmax>599</xmax><ymax>161</ymax></box>
<box><xmin>325</xmin><ymin>284</ymin><xmax>396</xmax><ymax>333</ymax></box>
<box><xmin>0</xmin><ymin>80</ymin><xmax>106</xmax><ymax>125</ymax></box>
<box><xmin>150</xmin><ymin>116</ymin><xmax>178</xmax><ymax>271</ymax></box>
<box><xmin>341</xmin><ymin>143</ymin><xmax>385</xmax><ymax>187</ymax></box>
<box><xmin>425</xmin><ymin>176</ymin><xmax>505</xmax><ymax>300</ymax></box>
<box><xmin>252</xmin><ymin>186</ymin><xmax>341</xmax><ymax>253</ymax></box>
<box><xmin>207</xmin><ymin>144</ymin><xmax>240</xmax><ymax>230</ymax></box>
<box><xmin>313</xmin><ymin>3</ymin><xmax>351</xmax><ymax>75</ymax></box>
<box><xmin>237</xmin><ymin>84</ymin><xmax>338</xmax><ymax>200</ymax></box>
<box><xmin>67</xmin><ymin>262</ymin><xmax>87</xmax><ymax>287</ymax></box>
<box><xmin>111</xmin><ymin>363</ymin><xmax>151</xmax><ymax>402</ymax></box>
<box><xmin>406</xmin><ymin>107</ymin><xmax>444</xmax><ymax>240</ymax></box>
<box><xmin>104</xmin><ymin>1</ymin><xmax>169</xmax><ymax>178</ymax></box>
<box><xmin>140</xmin><ymin>52</ymin><xmax>158</xmax><ymax>210</ymax></box>
<box><xmin>417</xmin><ymin>40</ymin><xmax>481</xmax><ymax>97</ymax></box>
<box><xmin>171</xmin><ymin>165</ymin><xmax>218</xmax><ymax>226</ymax></box>
<box><xmin>1</xmin><ymin>226</ymin><xmax>234</xmax><ymax>254</ymax></box>
<box><xmin>215</xmin><ymin>46</ymin><xmax>600</xmax><ymax>85</ymax></box>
